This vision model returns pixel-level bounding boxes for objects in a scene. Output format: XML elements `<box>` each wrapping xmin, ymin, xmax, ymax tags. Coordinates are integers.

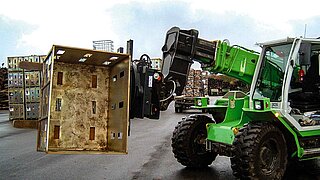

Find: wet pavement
<box><xmin>0</xmin><ymin>106</ymin><xmax>320</xmax><ymax>179</ymax></box>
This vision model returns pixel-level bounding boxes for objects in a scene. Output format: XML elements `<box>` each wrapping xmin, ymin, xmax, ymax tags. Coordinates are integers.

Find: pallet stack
<box><xmin>7</xmin><ymin>55</ymin><xmax>45</xmax><ymax>121</ymax></box>
<box><xmin>207</xmin><ymin>74</ymin><xmax>250</xmax><ymax>95</ymax></box>
<box><xmin>0</xmin><ymin>67</ymin><xmax>8</xmax><ymax>109</ymax></box>
<box><xmin>182</xmin><ymin>69</ymin><xmax>209</xmax><ymax>97</ymax></box>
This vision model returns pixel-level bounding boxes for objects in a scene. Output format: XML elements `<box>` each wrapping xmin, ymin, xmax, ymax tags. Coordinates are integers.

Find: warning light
<box><xmin>232</xmin><ymin>127</ymin><xmax>239</xmax><ymax>135</ymax></box>
<box><xmin>298</xmin><ymin>69</ymin><xmax>304</xmax><ymax>82</ymax></box>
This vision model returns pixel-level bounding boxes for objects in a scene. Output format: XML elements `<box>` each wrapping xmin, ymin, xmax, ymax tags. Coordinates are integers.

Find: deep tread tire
<box><xmin>172</xmin><ymin>115</ymin><xmax>217</xmax><ymax>167</ymax></box>
<box><xmin>231</xmin><ymin>122</ymin><xmax>287</xmax><ymax>180</ymax></box>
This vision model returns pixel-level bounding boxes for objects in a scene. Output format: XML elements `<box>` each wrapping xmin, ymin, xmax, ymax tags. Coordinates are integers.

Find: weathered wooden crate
<box><xmin>25</xmin><ymin>71</ymin><xmax>41</xmax><ymax>87</ymax></box>
<box><xmin>26</xmin><ymin>102</ymin><xmax>39</xmax><ymax>119</ymax></box>
<box><xmin>9</xmin><ymin>104</ymin><xmax>24</xmax><ymax>120</ymax></box>
<box><xmin>25</xmin><ymin>87</ymin><xmax>40</xmax><ymax>103</ymax></box>
<box><xmin>8</xmin><ymin>72</ymin><xmax>24</xmax><ymax>88</ymax></box>
<box><xmin>37</xmin><ymin>45</ymin><xmax>130</xmax><ymax>154</ymax></box>
<box><xmin>8</xmin><ymin>88</ymin><xmax>24</xmax><ymax>104</ymax></box>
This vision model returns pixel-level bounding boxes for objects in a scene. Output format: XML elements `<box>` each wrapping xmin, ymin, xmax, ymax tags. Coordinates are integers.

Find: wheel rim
<box><xmin>191</xmin><ymin>126</ymin><xmax>207</xmax><ymax>155</ymax></box>
<box><xmin>259</xmin><ymin>137</ymin><xmax>280</xmax><ymax>175</ymax></box>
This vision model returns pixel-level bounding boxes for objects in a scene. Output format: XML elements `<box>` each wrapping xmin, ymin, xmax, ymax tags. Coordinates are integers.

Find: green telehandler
<box><xmin>160</xmin><ymin>27</ymin><xmax>320</xmax><ymax>179</ymax></box>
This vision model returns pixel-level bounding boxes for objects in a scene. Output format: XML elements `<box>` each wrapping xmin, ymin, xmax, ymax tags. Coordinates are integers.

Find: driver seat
<box><xmin>290</xmin><ymin>54</ymin><xmax>320</xmax><ymax>112</ymax></box>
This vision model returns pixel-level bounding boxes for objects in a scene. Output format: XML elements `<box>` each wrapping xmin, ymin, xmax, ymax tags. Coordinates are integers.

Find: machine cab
<box><xmin>251</xmin><ymin>37</ymin><xmax>320</xmax><ymax>130</ymax></box>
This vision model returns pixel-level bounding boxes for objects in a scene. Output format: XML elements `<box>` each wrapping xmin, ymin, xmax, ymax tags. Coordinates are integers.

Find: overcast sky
<box><xmin>1</xmin><ymin>0</ymin><xmax>320</xmax><ymax>67</ymax></box>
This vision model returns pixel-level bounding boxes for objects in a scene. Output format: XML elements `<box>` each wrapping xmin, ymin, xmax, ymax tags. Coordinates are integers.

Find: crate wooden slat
<box><xmin>37</xmin><ymin>45</ymin><xmax>130</xmax><ymax>154</ymax></box>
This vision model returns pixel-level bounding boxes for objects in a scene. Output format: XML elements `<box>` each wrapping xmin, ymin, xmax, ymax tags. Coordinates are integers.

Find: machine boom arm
<box><xmin>159</xmin><ymin>27</ymin><xmax>259</xmax><ymax>110</ymax></box>
<box><xmin>130</xmin><ymin>27</ymin><xmax>259</xmax><ymax>119</ymax></box>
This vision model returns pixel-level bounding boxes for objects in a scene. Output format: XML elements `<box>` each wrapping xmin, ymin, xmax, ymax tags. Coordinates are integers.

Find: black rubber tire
<box><xmin>231</xmin><ymin>122</ymin><xmax>287</xmax><ymax>180</ymax></box>
<box><xmin>172</xmin><ymin>115</ymin><xmax>217</xmax><ymax>167</ymax></box>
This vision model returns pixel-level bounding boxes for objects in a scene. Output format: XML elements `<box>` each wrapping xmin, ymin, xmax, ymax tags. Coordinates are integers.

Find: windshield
<box><xmin>254</xmin><ymin>44</ymin><xmax>292</xmax><ymax>101</ymax></box>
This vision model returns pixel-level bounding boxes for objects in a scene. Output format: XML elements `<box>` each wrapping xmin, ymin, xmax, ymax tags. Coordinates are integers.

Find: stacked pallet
<box><xmin>182</xmin><ymin>69</ymin><xmax>209</xmax><ymax>97</ymax></box>
<box><xmin>7</xmin><ymin>55</ymin><xmax>45</xmax><ymax>120</ymax></box>
<box><xmin>0</xmin><ymin>67</ymin><xmax>8</xmax><ymax>109</ymax></box>
<box><xmin>207</xmin><ymin>74</ymin><xmax>250</xmax><ymax>95</ymax></box>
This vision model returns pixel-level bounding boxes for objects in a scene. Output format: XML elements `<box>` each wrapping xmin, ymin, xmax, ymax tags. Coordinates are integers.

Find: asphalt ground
<box><xmin>0</xmin><ymin>105</ymin><xmax>320</xmax><ymax>179</ymax></box>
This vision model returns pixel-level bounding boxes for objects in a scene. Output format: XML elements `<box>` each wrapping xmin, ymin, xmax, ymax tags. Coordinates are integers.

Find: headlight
<box><xmin>197</xmin><ymin>99</ymin><xmax>202</xmax><ymax>106</ymax></box>
<box><xmin>254</xmin><ymin>100</ymin><xmax>264</xmax><ymax>110</ymax></box>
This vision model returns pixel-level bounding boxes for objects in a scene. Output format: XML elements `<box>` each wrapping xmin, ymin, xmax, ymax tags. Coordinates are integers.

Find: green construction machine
<box><xmin>159</xmin><ymin>27</ymin><xmax>320</xmax><ymax>179</ymax></box>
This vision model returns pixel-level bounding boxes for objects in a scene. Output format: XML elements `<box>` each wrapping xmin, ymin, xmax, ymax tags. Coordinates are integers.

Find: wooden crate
<box><xmin>37</xmin><ymin>45</ymin><xmax>130</xmax><ymax>154</ymax></box>
<box><xmin>8</xmin><ymin>72</ymin><xmax>23</xmax><ymax>88</ymax></box>
<box><xmin>26</xmin><ymin>102</ymin><xmax>39</xmax><ymax>119</ymax></box>
<box><xmin>25</xmin><ymin>71</ymin><xmax>41</xmax><ymax>87</ymax></box>
<box><xmin>9</xmin><ymin>104</ymin><xmax>24</xmax><ymax>120</ymax></box>
<box><xmin>8</xmin><ymin>88</ymin><xmax>24</xmax><ymax>104</ymax></box>
<box><xmin>25</xmin><ymin>87</ymin><xmax>40</xmax><ymax>103</ymax></box>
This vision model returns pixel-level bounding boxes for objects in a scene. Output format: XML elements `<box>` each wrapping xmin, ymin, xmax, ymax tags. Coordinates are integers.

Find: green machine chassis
<box><xmin>204</xmin><ymin>38</ymin><xmax>320</xmax><ymax>160</ymax></box>
<box><xmin>186</xmin><ymin>35</ymin><xmax>320</xmax><ymax>160</ymax></box>
<box><xmin>169</xmin><ymin>27</ymin><xmax>320</xmax><ymax>179</ymax></box>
